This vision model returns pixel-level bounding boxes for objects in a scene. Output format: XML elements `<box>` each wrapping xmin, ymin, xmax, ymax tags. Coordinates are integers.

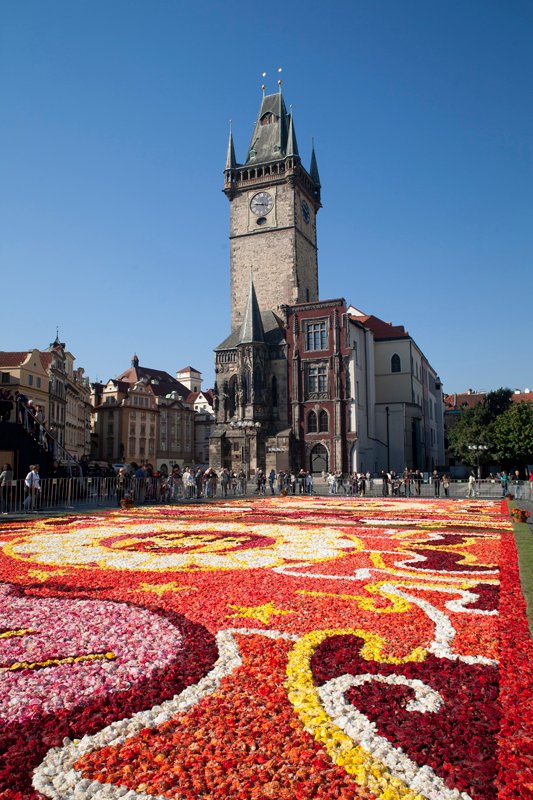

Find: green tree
<box><xmin>447</xmin><ymin>405</ymin><xmax>494</xmax><ymax>469</ymax></box>
<box><xmin>483</xmin><ymin>387</ymin><xmax>512</xmax><ymax>418</ymax></box>
<box><xmin>491</xmin><ymin>402</ymin><xmax>533</xmax><ymax>468</ymax></box>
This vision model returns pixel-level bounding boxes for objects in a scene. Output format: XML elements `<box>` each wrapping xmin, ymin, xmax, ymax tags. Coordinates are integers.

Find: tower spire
<box><xmin>225</xmin><ymin>120</ymin><xmax>237</xmax><ymax>170</ymax></box>
<box><xmin>238</xmin><ymin>272</ymin><xmax>265</xmax><ymax>344</ymax></box>
<box><xmin>286</xmin><ymin>106</ymin><xmax>299</xmax><ymax>157</ymax></box>
<box><xmin>309</xmin><ymin>139</ymin><xmax>321</xmax><ymax>186</ymax></box>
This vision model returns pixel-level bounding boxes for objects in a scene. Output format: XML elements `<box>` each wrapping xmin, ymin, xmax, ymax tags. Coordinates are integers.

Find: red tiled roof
<box><xmin>116</xmin><ymin>365</ymin><xmax>189</xmax><ymax>398</ymax></box>
<box><xmin>186</xmin><ymin>390</ymin><xmax>214</xmax><ymax>407</ymax></box>
<box><xmin>39</xmin><ymin>353</ymin><xmax>52</xmax><ymax>370</ymax></box>
<box><xmin>350</xmin><ymin>314</ymin><xmax>408</xmax><ymax>340</ymax></box>
<box><xmin>0</xmin><ymin>351</ymin><xmax>31</xmax><ymax>367</ymax></box>
<box><xmin>444</xmin><ymin>391</ymin><xmax>533</xmax><ymax>411</ymax></box>
<box><xmin>178</xmin><ymin>366</ymin><xmax>201</xmax><ymax>373</ymax></box>
<box><xmin>511</xmin><ymin>392</ymin><xmax>533</xmax><ymax>404</ymax></box>
<box><xmin>444</xmin><ymin>392</ymin><xmax>485</xmax><ymax>410</ymax></box>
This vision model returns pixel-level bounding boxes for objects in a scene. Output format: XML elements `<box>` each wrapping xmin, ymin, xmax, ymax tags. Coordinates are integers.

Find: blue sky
<box><xmin>1</xmin><ymin>0</ymin><xmax>531</xmax><ymax>393</ymax></box>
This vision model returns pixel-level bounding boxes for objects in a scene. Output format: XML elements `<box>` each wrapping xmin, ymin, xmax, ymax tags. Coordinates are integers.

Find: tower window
<box><xmin>391</xmin><ymin>354</ymin><xmax>401</xmax><ymax>373</ymax></box>
<box><xmin>305</xmin><ymin>320</ymin><xmax>328</xmax><ymax>351</ymax></box>
<box><xmin>307</xmin><ymin>411</ymin><xmax>317</xmax><ymax>433</ymax></box>
<box><xmin>260</xmin><ymin>113</ymin><xmax>275</xmax><ymax>126</ymax></box>
<box><xmin>318</xmin><ymin>410</ymin><xmax>329</xmax><ymax>432</ymax></box>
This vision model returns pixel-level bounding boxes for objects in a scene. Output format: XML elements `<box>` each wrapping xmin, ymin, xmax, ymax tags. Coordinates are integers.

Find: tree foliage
<box><xmin>448</xmin><ymin>388</ymin><xmax>533</xmax><ymax>469</ymax></box>
<box><xmin>491</xmin><ymin>402</ymin><xmax>533</xmax><ymax>466</ymax></box>
<box><xmin>448</xmin><ymin>405</ymin><xmax>493</xmax><ymax>468</ymax></box>
<box><xmin>483</xmin><ymin>388</ymin><xmax>512</xmax><ymax>419</ymax></box>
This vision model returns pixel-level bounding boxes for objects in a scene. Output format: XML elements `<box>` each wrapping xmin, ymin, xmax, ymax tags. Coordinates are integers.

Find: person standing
<box><xmin>268</xmin><ymin>469</ymin><xmax>276</xmax><ymax>495</ymax></box>
<box><xmin>380</xmin><ymin>470</ymin><xmax>389</xmax><ymax>497</ymax></box>
<box><xmin>0</xmin><ymin>463</ymin><xmax>14</xmax><ymax>514</ymax></box>
<box><xmin>432</xmin><ymin>469</ymin><xmax>441</xmax><ymax>498</ymax></box>
<box><xmin>467</xmin><ymin>471</ymin><xmax>476</xmax><ymax>498</ymax></box>
<box><xmin>23</xmin><ymin>465</ymin><xmax>40</xmax><ymax>511</ymax></box>
<box><xmin>500</xmin><ymin>470</ymin><xmax>509</xmax><ymax>497</ymax></box>
<box><xmin>442</xmin><ymin>474</ymin><xmax>450</xmax><ymax>497</ymax></box>
<box><xmin>512</xmin><ymin>469</ymin><xmax>523</xmax><ymax>500</ymax></box>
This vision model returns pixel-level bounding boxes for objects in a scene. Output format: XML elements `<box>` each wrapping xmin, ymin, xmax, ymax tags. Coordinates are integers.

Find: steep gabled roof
<box><xmin>350</xmin><ymin>313</ymin><xmax>408</xmax><ymax>340</ymax></box>
<box><xmin>0</xmin><ymin>351</ymin><xmax>31</xmax><ymax>368</ymax></box>
<box><xmin>186</xmin><ymin>389</ymin><xmax>214</xmax><ymax>408</ymax></box>
<box><xmin>245</xmin><ymin>91</ymin><xmax>293</xmax><ymax>165</ymax></box>
<box><xmin>215</xmin><ymin>310</ymin><xmax>285</xmax><ymax>351</ymax></box>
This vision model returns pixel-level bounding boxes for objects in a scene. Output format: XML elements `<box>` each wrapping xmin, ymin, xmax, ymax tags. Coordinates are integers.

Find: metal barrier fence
<box><xmin>0</xmin><ymin>477</ymin><xmax>531</xmax><ymax>516</ymax></box>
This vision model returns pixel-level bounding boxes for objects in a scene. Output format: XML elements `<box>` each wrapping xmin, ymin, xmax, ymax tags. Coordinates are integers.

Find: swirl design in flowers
<box><xmin>0</xmin><ymin>497</ymin><xmax>530</xmax><ymax>800</ymax></box>
<box><xmin>6</xmin><ymin>516</ymin><xmax>364</xmax><ymax>571</ymax></box>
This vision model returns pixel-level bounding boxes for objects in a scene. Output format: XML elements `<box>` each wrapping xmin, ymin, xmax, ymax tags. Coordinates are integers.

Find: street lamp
<box><xmin>467</xmin><ymin>444</ymin><xmax>489</xmax><ymax>479</ymax></box>
<box><xmin>229</xmin><ymin>419</ymin><xmax>261</xmax><ymax>479</ymax></box>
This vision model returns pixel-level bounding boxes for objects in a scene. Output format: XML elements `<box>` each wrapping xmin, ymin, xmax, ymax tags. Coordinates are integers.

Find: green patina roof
<box><xmin>245</xmin><ymin>91</ymin><xmax>298</xmax><ymax>165</ymax></box>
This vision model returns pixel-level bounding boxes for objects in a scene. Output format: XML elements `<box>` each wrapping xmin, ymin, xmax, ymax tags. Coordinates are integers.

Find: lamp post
<box><xmin>230</xmin><ymin>419</ymin><xmax>261</xmax><ymax>480</ymax></box>
<box><xmin>467</xmin><ymin>444</ymin><xmax>489</xmax><ymax>479</ymax></box>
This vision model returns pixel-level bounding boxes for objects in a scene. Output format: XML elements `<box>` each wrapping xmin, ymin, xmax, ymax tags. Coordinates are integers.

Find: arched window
<box><xmin>307</xmin><ymin>410</ymin><xmax>318</xmax><ymax>433</ymax></box>
<box><xmin>391</xmin><ymin>354</ymin><xmax>401</xmax><ymax>373</ymax></box>
<box><xmin>271</xmin><ymin>375</ymin><xmax>278</xmax><ymax>407</ymax></box>
<box><xmin>253</xmin><ymin>367</ymin><xmax>263</xmax><ymax>401</ymax></box>
<box><xmin>310</xmin><ymin>443</ymin><xmax>329</xmax><ymax>474</ymax></box>
<box><xmin>228</xmin><ymin>376</ymin><xmax>237</xmax><ymax>418</ymax></box>
<box><xmin>318</xmin><ymin>409</ymin><xmax>329</xmax><ymax>432</ymax></box>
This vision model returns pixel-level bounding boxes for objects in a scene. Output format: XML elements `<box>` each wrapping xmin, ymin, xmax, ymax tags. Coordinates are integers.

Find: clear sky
<box><xmin>1</xmin><ymin>0</ymin><xmax>531</xmax><ymax>394</ymax></box>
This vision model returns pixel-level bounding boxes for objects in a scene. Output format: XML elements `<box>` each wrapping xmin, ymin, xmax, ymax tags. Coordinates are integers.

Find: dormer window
<box><xmin>260</xmin><ymin>112</ymin><xmax>275</xmax><ymax>126</ymax></box>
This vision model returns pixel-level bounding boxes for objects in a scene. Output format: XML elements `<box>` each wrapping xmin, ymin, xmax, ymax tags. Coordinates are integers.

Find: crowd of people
<box><xmin>2</xmin><ymin>457</ymin><xmax>532</xmax><ymax>514</ymax></box>
<box><xmin>0</xmin><ymin>388</ymin><xmax>62</xmax><ymax>459</ymax></box>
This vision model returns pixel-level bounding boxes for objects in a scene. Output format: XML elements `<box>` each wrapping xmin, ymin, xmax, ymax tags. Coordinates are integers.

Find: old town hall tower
<box><xmin>224</xmin><ymin>85</ymin><xmax>321</xmax><ymax>331</ymax></box>
<box><xmin>210</xmin><ymin>83</ymin><xmax>322</xmax><ymax>475</ymax></box>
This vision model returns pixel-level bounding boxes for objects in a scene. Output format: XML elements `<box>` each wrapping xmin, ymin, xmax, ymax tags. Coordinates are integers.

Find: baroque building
<box><xmin>210</xmin><ymin>84</ymin><xmax>445</xmax><ymax>476</ymax></box>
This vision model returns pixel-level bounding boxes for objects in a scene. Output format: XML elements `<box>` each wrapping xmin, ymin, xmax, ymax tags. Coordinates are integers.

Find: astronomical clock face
<box><xmin>250</xmin><ymin>191</ymin><xmax>273</xmax><ymax>216</ymax></box>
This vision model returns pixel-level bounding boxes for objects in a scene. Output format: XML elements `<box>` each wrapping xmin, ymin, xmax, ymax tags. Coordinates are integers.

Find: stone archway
<box><xmin>310</xmin><ymin>443</ymin><xmax>328</xmax><ymax>474</ymax></box>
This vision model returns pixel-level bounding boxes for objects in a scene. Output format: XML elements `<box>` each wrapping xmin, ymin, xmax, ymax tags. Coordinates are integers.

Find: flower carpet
<box><xmin>0</xmin><ymin>497</ymin><xmax>531</xmax><ymax>800</ymax></box>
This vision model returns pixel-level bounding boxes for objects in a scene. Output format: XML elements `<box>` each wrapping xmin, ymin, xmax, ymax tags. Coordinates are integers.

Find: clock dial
<box><xmin>250</xmin><ymin>191</ymin><xmax>273</xmax><ymax>216</ymax></box>
<box><xmin>301</xmin><ymin>200</ymin><xmax>310</xmax><ymax>224</ymax></box>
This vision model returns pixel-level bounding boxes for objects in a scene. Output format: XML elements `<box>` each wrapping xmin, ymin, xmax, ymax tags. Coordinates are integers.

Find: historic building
<box><xmin>210</xmin><ymin>84</ymin><xmax>445</xmax><ymax>476</ymax></box>
<box><xmin>0</xmin><ymin>339</ymin><xmax>91</xmax><ymax>473</ymax></box>
<box><xmin>90</xmin><ymin>357</ymin><xmax>199</xmax><ymax>472</ymax></box>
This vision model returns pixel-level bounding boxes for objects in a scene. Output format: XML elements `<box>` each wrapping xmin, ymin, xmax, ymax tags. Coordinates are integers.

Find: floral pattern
<box><xmin>0</xmin><ymin>497</ymin><xmax>530</xmax><ymax>799</ymax></box>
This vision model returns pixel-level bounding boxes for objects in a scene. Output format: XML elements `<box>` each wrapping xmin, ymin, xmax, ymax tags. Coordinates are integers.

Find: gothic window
<box><xmin>307</xmin><ymin>410</ymin><xmax>317</xmax><ymax>433</ymax></box>
<box><xmin>260</xmin><ymin>113</ymin><xmax>275</xmax><ymax>126</ymax></box>
<box><xmin>391</xmin><ymin>354</ymin><xmax>401</xmax><ymax>373</ymax></box>
<box><xmin>253</xmin><ymin>367</ymin><xmax>263</xmax><ymax>400</ymax></box>
<box><xmin>229</xmin><ymin>376</ymin><xmax>237</xmax><ymax>418</ymax></box>
<box><xmin>318</xmin><ymin>410</ymin><xmax>329</xmax><ymax>432</ymax></box>
<box><xmin>305</xmin><ymin>320</ymin><xmax>328</xmax><ymax>351</ymax></box>
<box><xmin>308</xmin><ymin>363</ymin><xmax>327</xmax><ymax>394</ymax></box>
<box><xmin>271</xmin><ymin>375</ymin><xmax>278</xmax><ymax>407</ymax></box>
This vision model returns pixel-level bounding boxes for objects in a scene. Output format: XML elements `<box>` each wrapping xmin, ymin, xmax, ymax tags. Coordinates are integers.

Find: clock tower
<box><xmin>224</xmin><ymin>86</ymin><xmax>321</xmax><ymax>332</ymax></box>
